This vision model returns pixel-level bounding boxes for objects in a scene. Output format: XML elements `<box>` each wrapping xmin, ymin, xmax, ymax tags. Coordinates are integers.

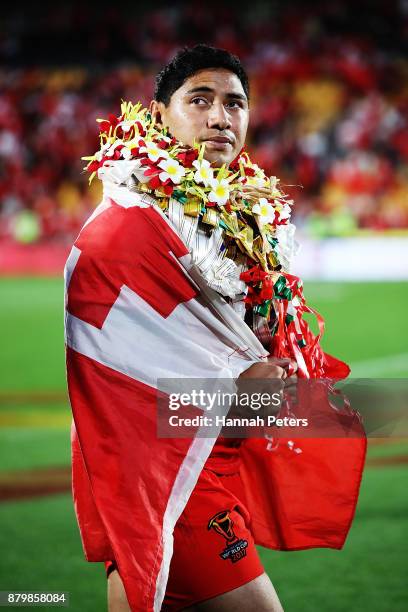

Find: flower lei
<box><xmin>83</xmin><ymin>101</ymin><xmax>350</xmax><ymax>380</ymax></box>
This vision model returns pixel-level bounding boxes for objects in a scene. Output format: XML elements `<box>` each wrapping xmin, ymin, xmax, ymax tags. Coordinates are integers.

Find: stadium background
<box><xmin>0</xmin><ymin>0</ymin><xmax>407</xmax><ymax>610</ymax></box>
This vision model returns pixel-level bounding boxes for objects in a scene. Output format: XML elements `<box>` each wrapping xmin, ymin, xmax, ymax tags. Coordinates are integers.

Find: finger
<box><xmin>268</xmin><ymin>358</ymin><xmax>298</xmax><ymax>376</ymax></box>
<box><xmin>283</xmin><ymin>375</ymin><xmax>297</xmax><ymax>388</ymax></box>
<box><xmin>267</xmin><ymin>357</ymin><xmax>291</xmax><ymax>367</ymax></box>
<box><xmin>268</xmin><ymin>366</ymin><xmax>286</xmax><ymax>379</ymax></box>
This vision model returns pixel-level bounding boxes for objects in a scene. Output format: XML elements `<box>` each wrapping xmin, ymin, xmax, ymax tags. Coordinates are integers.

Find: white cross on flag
<box><xmin>65</xmin><ymin>195</ymin><xmax>366</xmax><ymax>611</ymax></box>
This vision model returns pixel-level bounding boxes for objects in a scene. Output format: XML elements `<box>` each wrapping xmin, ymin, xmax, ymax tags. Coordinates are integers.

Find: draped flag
<box><xmin>65</xmin><ymin>194</ymin><xmax>366</xmax><ymax>611</ymax></box>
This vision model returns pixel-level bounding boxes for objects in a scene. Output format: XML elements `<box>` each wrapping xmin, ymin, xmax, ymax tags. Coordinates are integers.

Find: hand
<box><xmin>268</xmin><ymin>357</ymin><xmax>298</xmax><ymax>400</ymax></box>
<box><xmin>227</xmin><ymin>359</ymin><xmax>285</xmax><ymax>422</ymax></box>
<box><xmin>239</xmin><ymin>359</ymin><xmax>287</xmax><ymax>381</ymax></box>
<box><xmin>240</xmin><ymin>357</ymin><xmax>298</xmax><ymax>379</ymax></box>
<box><xmin>232</xmin><ymin>358</ymin><xmax>298</xmax><ymax>418</ymax></box>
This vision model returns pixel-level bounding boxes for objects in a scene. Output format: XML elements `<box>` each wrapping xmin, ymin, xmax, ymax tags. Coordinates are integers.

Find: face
<box><xmin>150</xmin><ymin>68</ymin><xmax>249</xmax><ymax>166</ymax></box>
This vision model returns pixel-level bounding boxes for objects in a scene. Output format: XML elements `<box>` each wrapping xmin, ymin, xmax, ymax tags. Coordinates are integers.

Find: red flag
<box><xmin>65</xmin><ymin>196</ymin><xmax>366</xmax><ymax>611</ymax></box>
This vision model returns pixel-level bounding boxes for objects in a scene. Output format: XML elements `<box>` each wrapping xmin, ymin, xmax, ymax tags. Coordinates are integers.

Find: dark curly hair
<box><xmin>154</xmin><ymin>44</ymin><xmax>250</xmax><ymax>106</ymax></box>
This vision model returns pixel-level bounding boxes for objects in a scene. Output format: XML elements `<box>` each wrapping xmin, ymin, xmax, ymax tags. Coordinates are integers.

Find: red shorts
<box><xmin>105</xmin><ymin>463</ymin><xmax>264</xmax><ymax>610</ymax></box>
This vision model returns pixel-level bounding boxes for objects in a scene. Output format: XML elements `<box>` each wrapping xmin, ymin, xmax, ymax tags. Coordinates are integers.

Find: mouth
<box><xmin>203</xmin><ymin>137</ymin><xmax>234</xmax><ymax>150</ymax></box>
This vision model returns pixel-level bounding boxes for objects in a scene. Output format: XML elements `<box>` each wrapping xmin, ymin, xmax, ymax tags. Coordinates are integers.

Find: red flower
<box><xmin>143</xmin><ymin>165</ymin><xmax>160</xmax><ymax>177</ymax></box>
<box><xmin>87</xmin><ymin>160</ymin><xmax>101</xmax><ymax>173</ymax></box>
<box><xmin>148</xmin><ymin>175</ymin><xmax>161</xmax><ymax>190</ymax></box>
<box><xmin>99</xmin><ymin>113</ymin><xmax>120</xmax><ymax>135</ymax></box>
<box><xmin>162</xmin><ymin>183</ymin><xmax>174</xmax><ymax>196</ymax></box>
<box><xmin>99</xmin><ymin>121</ymin><xmax>111</xmax><ymax>134</ymax></box>
<box><xmin>147</xmin><ymin>174</ymin><xmax>174</xmax><ymax>193</ymax></box>
<box><xmin>229</xmin><ymin>146</ymin><xmax>246</xmax><ymax>170</ymax></box>
<box><xmin>112</xmin><ymin>145</ymin><xmax>124</xmax><ymax>160</ymax></box>
<box><xmin>119</xmin><ymin>125</ymin><xmax>136</xmax><ymax>141</ymax></box>
<box><xmin>140</xmin><ymin>157</ymin><xmax>160</xmax><ymax>170</ymax></box>
<box><xmin>176</xmin><ymin>149</ymin><xmax>198</xmax><ymax>167</ymax></box>
<box><xmin>244</xmin><ymin>166</ymin><xmax>255</xmax><ymax>177</ymax></box>
<box><xmin>135</xmin><ymin>122</ymin><xmax>146</xmax><ymax>137</ymax></box>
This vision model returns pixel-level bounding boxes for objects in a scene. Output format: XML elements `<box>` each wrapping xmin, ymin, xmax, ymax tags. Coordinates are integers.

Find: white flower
<box><xmin>158</xmin><ymin>158</ymin><xmax>186</xmax><ymax>184</ymax></box>
<box><xmin>121</xmin><ymin>146</ymin><xmax>133</xmax><ymax>160</ymax></box>
<box><xmin>252</xmin><ymin>163</ymin><xmax>265</xmax><ymax>178</ymax></box>
<box><xmin>95</xmin><ymin>141</ymin><xmax>111</xmax><ymax>161</ymax></box>
<box><xmin>277</xmin><ymin>202</ymin><xmax>291</xmax><ymax>221</ymax></box>
<box><xmin>139</xmin><ymin>142</ymin><xmax>169</xmax><ymax>162</ymax></box>
<box><xmin>105</xmin><ymin>139</ymin><xmax>123</xmax><ymax>157</ymax></box>
<box><xmin>192</xmin><ymin>159</ymin><xmax>214</xmax><ymax>187</ymax></box>
<box><xmin>208</xmin><ymin>177</ymin><xmax>230</xmax><ymax>206</ymax></box>
<box><xmin>252</xmin><ymin>198</ymin><xmax>275</xmax><ymax>225</ymax></box>
<box><xmin>247</xmin><ymin>175</ymin><xmax>267</xmax><ymax>188</ymax></box>
<box><xmin>118</xmin><ymin>120</ymin><xmax>133</xmax><ymax>133</ymax></box>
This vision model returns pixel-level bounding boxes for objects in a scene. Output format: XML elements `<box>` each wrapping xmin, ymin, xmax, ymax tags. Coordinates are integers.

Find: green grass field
<box><xmin>0</xmin><ymin>277</ymin><xmax>407</xmax><ymax>611</ymax></box>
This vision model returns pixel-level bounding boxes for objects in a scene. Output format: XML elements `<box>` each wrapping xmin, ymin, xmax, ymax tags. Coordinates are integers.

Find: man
<box><xmin>106</xmin><ymin>40</ymin><xmax>289</xmax><ymax>612</ymax></box>
<box><xmin>65</xmin><ymin>45</ymin><xmax>365</xmax><ymax>612</ymax></box>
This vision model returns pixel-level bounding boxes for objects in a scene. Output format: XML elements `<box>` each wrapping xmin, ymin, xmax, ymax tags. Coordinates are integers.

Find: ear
<box><xmin>149</xmin><ymin>100</ymin><xmax>165</xmax><ymax>127</ymax></box>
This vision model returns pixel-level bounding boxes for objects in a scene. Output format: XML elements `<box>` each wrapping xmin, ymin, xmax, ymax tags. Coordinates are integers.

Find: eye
<box><xmin>191</xmin><ymin>97</ymin><xmax>209</xmax><ymax>106</ymax></box>
<box><xmin>226</xmin><ymin>101</ymin><xmax>242</xmax><ymax>109</ymax></box>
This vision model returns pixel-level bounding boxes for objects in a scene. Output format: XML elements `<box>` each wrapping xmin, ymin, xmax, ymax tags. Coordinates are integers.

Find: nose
<box><xmin>207</xmin><ymin>102</ymin><xmax>232</xmax><ymax>131</ymax></box>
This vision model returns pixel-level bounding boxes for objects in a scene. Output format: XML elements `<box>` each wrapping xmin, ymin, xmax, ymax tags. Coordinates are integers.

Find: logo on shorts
<box><xmin>207</xmin><ymin>510</ymin><xmax>248</xmax><ymax>563</ymax></box>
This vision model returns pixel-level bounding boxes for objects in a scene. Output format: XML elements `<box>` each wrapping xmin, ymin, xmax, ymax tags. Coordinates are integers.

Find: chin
<box><xmin>203</xmin><ymin>150</ymin><xmax>235</xmax><ymax>168</ymax></box>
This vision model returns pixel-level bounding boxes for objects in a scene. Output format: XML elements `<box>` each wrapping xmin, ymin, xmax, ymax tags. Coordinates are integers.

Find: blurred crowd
<box><xmin>0</xmin><ymin>0</ymin><xmax>407</xmax><ymax>244</ymax></box>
